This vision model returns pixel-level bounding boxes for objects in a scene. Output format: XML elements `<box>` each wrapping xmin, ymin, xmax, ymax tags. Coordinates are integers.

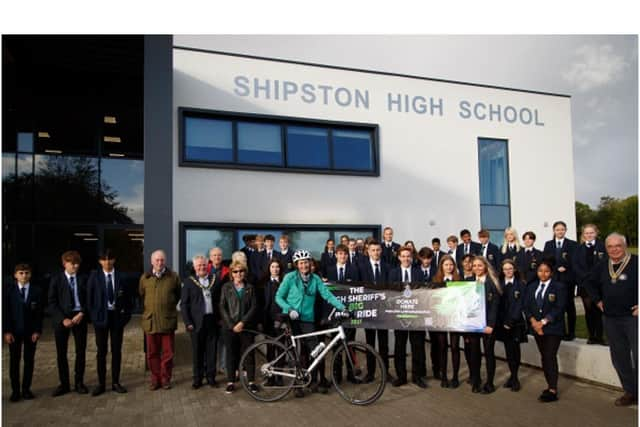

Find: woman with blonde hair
<box><xmin>501</xmin><ymin>227</ymin><xmax>522</xmax><ymax>262</ymax></box>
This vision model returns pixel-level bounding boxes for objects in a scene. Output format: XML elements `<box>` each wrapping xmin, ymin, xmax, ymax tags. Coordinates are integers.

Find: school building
<box><xmin>2</xmin><ymin>35</ymin><xmax>576</xmax><ymax>286</ymax></box>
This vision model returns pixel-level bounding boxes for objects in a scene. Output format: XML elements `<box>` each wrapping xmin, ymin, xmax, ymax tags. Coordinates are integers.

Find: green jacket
<box><xmin>276</xmin><ymin>271</ymin><xmax>345</xmax><ymax>322</ymax></box>
<box><xmin>139</xmin><ymin>268</ymin><xmax>181</xmax><ymax>334</ymax></box>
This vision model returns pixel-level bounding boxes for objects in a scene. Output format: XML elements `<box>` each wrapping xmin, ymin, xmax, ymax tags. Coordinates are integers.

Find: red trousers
<box><xmin>146</xmin><ymin>332</ymin><xmax>175</xmax><ymax>385</ymax></box>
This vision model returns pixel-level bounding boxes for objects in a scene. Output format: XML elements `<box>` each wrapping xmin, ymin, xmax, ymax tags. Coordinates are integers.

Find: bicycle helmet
<box><xmin>292</xmin><ymin>249</ymin><xmax>312</xmax><ymax>263</ymax></box>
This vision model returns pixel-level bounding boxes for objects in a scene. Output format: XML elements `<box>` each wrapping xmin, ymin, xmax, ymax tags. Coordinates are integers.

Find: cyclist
<box><xmin>275</xmin><ymin>249</ymin><xmax>347</xmax><ymax>397</ymax></box>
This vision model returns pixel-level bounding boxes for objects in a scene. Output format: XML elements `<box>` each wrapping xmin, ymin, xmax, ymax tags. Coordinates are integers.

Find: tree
<box><xmin>576</xmin><ymin>195</ymin><xmax>638</xmax><ymax>247</ymax></box>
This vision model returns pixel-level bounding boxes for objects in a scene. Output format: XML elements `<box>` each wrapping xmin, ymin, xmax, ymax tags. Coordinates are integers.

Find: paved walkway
<box><xmin>2</xmin><ymin>320</ymin><xmax>637</xmax><ymax>427</ymax></box>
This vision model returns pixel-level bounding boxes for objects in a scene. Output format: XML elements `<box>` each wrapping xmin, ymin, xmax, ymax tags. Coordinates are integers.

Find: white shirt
<box><xmin>384</xmin><ymin>241</ymin><xmax>393</xmax><ymax>248</ymax></box>
<box><xmin>336</xmin><ymin>263</ymin><xmax>347</xmax><ymax>275</ymax></box>
<box><xmin>555</xmin><ymin>239</ymin><xmax>564</xmax><ymax>248</ymax></box>
<box><xmin>535</xmin><ymin>280</ymin><xmax>551</xmax><ymax>300</ymax></box>
<box><xmin>401</xmin><ymin>266</ymin><xmax>412</xmax><ymax>282</ymax></box>
<box><xmin>476</xmin><ymin>275</ymin><xmax>487</xmax><ymax>284</ymax></box>
<box><xmin>17</xmin><ymin>282</ymin><xmax>30</xmax><ymax>302</ymax></box>
<box><xmin>103</xmin><ymin>270</ymin><xmax>116</xmax><ymax>311</ymax></box>
<box><xmin>197</xmin><ymin>275</ymin><xmax>214</xmax><ymax>314</ymax></box>
<box><xmin>481</xmin><ymin>245</ymin><xmax>488</xmax><ymax>257</ymax></box>
<box><xmin>65</xmin><ymin>272</ymin><xmax>82</xmax><ymax>311</ymax></box>
<box><xmin>444</xmin><ymin>275</ymin><xmax>453</xmax><ymax>282</ymax></box>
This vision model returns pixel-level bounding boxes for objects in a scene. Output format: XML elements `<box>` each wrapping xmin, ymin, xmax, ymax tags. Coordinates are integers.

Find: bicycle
<box><xmin>238</xmin><ymin>309</ymin><xmax>387</xmax><ymax>405</ymax></box>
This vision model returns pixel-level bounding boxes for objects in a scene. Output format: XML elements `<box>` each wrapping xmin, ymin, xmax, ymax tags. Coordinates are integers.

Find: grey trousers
<box><xmin>604</xmin><ymin>315</ymin><xmax>638</xmax><ymax>397</ymax></box>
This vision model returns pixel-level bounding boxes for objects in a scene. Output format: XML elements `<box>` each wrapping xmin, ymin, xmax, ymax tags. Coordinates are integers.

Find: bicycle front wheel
<box><xmin>331</xmin><ymin>341</ymin><xmax>386</xmax><ymax>405</ymax></box>
<box><xmin>239</xmin><ymin>339</ymin><xmax>297</xmax><ymax>402</ymax></box>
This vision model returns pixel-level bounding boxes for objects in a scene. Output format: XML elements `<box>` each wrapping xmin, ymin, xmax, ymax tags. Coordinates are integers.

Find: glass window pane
<box><xmin>335</xmin><ymin>229</ymin><xmax>377</xmax><ymax>242</ymax></box>
<box><xmin>185</xmin><ymin>229</ymin><xmax>234</xmax><ymax>271</ymax></box>
<box><xmin>287</xmin><ymin>231</ymin><xmax>331</xmax><ymax>260</ymax></box>
<box><xmin>100</xmin><ymin>158</ymin><xmax>144</xmax><ymax>224</ymax></box>
<box><xmin>286</xmin><ymin>126</ymin><xmax>329</xmax><ymax>169</ymax></box>
<box><xmin>478</xmin><ymin>138</ymin><xmax>509</xmax><ymax>205</ymax></box>
<box><xmin>33</xmin><ymin>224</ymin><xmax>99</xmax><ymax>280</ymax></box>
<box><xmin>104</xmin><ymin>228</ymin><xmax>145</xmax><ymax>312</ymax></box>
<box><xmin>237</xmin><ymin>122</ymin><xmax>282</xmax><ymax>165</ymax></box>
<box><xmin>488</xmin><ymin>229</ymin><xmax>505</xmax><ymax>247</ymax></box>
<box><xmin>480</xmin><ymin>205</ymin><xmax>510</xmax><ymax>230</ymax></box>
<box><xmin>184</xmin><ymin>117</ymin><xmax>233</xmax><ymax>162</ymax></box>
<box><xmin>333</xmin><ymin>129</ymin><xmax>373</xmax><ymax>171</ymax></box>
<box><xmin>4</xmin><ymin>154</ymin><xmax>35</xmax><ymax>221</ymax></box>
<box><xmin>237</xmin><ymin>229</ymin><xmax>284</xmax><ymax>251</ymax></box>
<box><xmin>3</xmin><ymin>153</ymin><xmax>16</xmax><ymax>180</ymax></box>
<box><xmin>17</xmin><ymin>132</ymin><xmax>34</xmax><ymax>153</ymax></box>
<box><xmin>34</xmin><ymin>155</ymin><xmax>99</xmax><ymax>222</ymax></box>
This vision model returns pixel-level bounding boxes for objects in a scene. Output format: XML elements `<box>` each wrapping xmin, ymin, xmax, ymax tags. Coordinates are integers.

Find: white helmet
<box><xmin>292</xmin><ymin>249</ymin><xmax>312</xmax><ymax>263</ymax></box>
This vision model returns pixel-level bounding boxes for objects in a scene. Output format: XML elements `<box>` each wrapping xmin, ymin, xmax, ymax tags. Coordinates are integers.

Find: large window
<box><xmin>180</xmin><ymin>109</ymin><xmax>379</xmax><ymax>176</ymax></box>
<box><xmin>181</xmin><ymin>223</ymin><xmax>380</xmax><ymax>277</ymax></box>
<box><xmin>478</xmin><ymin>138</ymin><xmax>511</xmax><ymax>245</ymax></box>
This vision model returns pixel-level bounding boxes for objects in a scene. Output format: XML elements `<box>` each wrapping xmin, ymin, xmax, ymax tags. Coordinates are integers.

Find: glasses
<box><xmin>232</xmin><ymin>270</ymin><xmax>245</xmax><ymax>274</ymax></box>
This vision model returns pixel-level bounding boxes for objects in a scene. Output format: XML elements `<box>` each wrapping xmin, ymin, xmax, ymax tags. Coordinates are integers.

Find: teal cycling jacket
<box><xmin>275</xmin><ymin>271</ymin><xmax>345</xmax><ymax>322</ymax></box>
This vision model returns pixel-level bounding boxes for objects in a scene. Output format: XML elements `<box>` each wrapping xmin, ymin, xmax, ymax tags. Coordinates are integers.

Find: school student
<box><xmin>389</xmin><ymin>246</ymin><xmax>426</xmax><ymax>388</ymax></box>
<box><xmin>542</xmin><ymin>221</ymin><xmax>578</xmax><ymax>341</ymax></box>
<box><xmin>418</xmin><ymin>248</ymin><xmax>439</xmax><ymax>379</ymax></box>
<box><xmin>501</xmin><ymin>227</ymin><xmax>522</xmax><ymax>263</ymax></box>
<box><xmin>319</xmin><ymin>238</ymin><xmax>337</xmax><ymax>278</ymax></box>
<box><xmin>276</xmin><ymin>235</ymin><xmax>294</xmax><ymax>273</ymax></box>
<box><xmin>517</xmin><ymin>231</ymin><xmax>544</xmax><ymax>285</ymax></box>
<box><xmin>524</xmin><ymin>259</ymin><xmax>567</xmax><ymax>402</ymax></box>
<box><xmin>456</xmin><ymin>229</ymin><xmax>481</xmax><ymax>266</ymax></box>
<box><xmin>381</xmin><ymin>226</ymin><xmax>401</xmax><ymax>267</ymax></box>
<box><xmin>432</xmin><ymin>255</ymin><xmax>461</xmax><ymax>388</ymax></box>
<box><xmin>431</xmin><ymin>238</ymin><xmax>447</xmax><ymax>270</ymax></box>
<box><xmin>48</xmin><ymin>250</ymin><xmax>89</xmax><ymax>396</ymax></box>
<box><xmin>403</xmin><ymin>240</ymin><xmax>421</xmax><ymax>267</ymax></box>
<box><xmin>3</xmin><ymin>263</ymin><xmax>43</xmax><ymax>402</ymax></box>
<box><xmin>496</xmin><ymin>259</ymin><xmax>527</xmax><ymax>392</ymax></box>
<box><xmin>478</xmin><ymin>229</ymin><xmax>502</xmax><ymax>271</ymax></box>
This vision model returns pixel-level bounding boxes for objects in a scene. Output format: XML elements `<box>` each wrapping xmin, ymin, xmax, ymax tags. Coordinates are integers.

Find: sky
<box><xmin>193</xmin><ymin>35</ymin><xmax>638</xmax><ymax>209</ymax></box>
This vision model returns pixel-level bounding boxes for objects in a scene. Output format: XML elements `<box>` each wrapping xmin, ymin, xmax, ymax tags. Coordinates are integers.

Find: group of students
<box><xmin>4</xmin><ymin>221</ymin><xmax>636</xmax><ymax>407</ymax></box>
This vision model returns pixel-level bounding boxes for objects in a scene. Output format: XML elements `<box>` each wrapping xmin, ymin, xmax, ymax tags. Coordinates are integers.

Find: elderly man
<box><xmin>585</xmin><ymin>233</ymin><xmax>638</xmax><ymax>406</ymax></box>
<box><xmin>207</xmin><ymin>247</ymin><xmax>229</xmax><ymax>282</ymax></box>
<box><xmin>139</xmin><ymin>250</ymin><xmax>181</xmax><ymax>390</ymax></box>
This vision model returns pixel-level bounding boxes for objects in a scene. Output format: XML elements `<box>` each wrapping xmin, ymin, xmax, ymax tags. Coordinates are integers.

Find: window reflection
<box><xmin>286</xmin><ymin>126</ymin><xmax>329</xmax><ymax>169</ymax></box>
<box><xmin>184</xmin><ymin>117</ymin><xmax>233</xmax><ymax>162</ymax></box>
<box><xmin>333</xmin><ymin>129</ymin><xmax>373</xmax><ymax>171</ymax></box>
<box><xmin>2</xmin><ymin>153</ymin><xmax>15</xmax><ymax>180</ymax></box>
<box><xmin>237</xmin><ymin>122</ymin><xmax>282</xmax><ymax>166</ymax></box>
<box><xmin>100</xmin><ymin>158</ymin><xmax>144</xmax><ymax>224</ymax></box>
<box><xmin>287</xmin><ymin>231</ymin><xmax>331</xmax><ymax>259</ymax></box>
<box><xmin>17</xmin><ymin>132</ymin><xmax>34</xmax><ymax>153</ymax></box>
<box><xmin>185</xmin><ymin>229</ymin><xmax>234</xmax><ymax>272</ymax></box>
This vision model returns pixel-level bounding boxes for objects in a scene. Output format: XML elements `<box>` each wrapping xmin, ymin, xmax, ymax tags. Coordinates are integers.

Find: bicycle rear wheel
<box><xmin>239</xmin><ymin>339</ymin><xmax>297</xmax><ymax>402</ymax></box>
<box><xmin>331</xmin><ymin>341</ymin><xmax>386</xmax><ymax>405</ymax></box>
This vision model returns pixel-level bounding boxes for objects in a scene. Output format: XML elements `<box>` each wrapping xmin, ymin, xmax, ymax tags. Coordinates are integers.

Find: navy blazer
<box><xmin>483</xmin><ymin>278</ymin><xmax>500</xmax><ymax>328</ymax></box>
<box><xmin>381</xmin><ymin>241</ymin><xmax>401</xmax><ymax>267</ymax></box>
<box><xmin>573</xmin><ymin>240</ymin><xmax>607</xmax><ymax>285</ymax></box>
<box><xmin>388</xmin><ymin>266</ymin><xmax>423</xmax><ymax>284</ymax></box>
<box><xmin>319</xmin><ymin>251</ymin><xmax>336</xmax><ymax>277</ymax></box>
<box><xmin>326</xmin><ymin>263</ymin><xmax>360</xmax><ymax>283</ymax></box>
<box><xmin>524</xmin><ymin>279</ymin><xmax>567</xmax><ymax>336</ymax></box>
<box><xmin>249</xmin><ymin>250</ymin><xmax>268</xmax><ymax>278</ymax></box>
<box><xmin>180</xmin><ymin>274</ymin><xmax>222</xmax><ymax>332</ymax></box>
<box><xmin>47</xmin><ymin>271</ymin><xmax>87</xmax><ymax>329</ymax></box>
<box><xmin>3</xmin><ymin>282</ymin><xmax>44</xmax><ymax>336</ymax></box>
<box><xmin>497</xmin><ymin>279</ymin><xmax>526</xmax><ymax>328</ymax></box>
<box><xmin>432</xmin><ymin>250</ymin><xmax>447</xmax><ymax>269</ymax></box>
<box><xmin>275</xmin><ymin>250</ymin><xmax>294</xmax><ymax>273</ymax></box>
<box><xmin>418</xmin><ymin>264</ymin><xmax>437</xmax><ymax>283</ymax></box>
<box><xmin>479</xmin><ymin>242</ymin><xmax>502</xmax><ymax>271</ymax></box>
<box><xmin>501</xmin><ymin>245</ymin><xmax>521</xmax><ymax>264</ymax></box>
<box><xmin>358</xmin><ymin>259</ymin><xmax>389</xmax><ymax>285</ymax></box>
<box><xmin>87</xmin><ymin>270</ymin><xmax>133</xmax><ymax>328</ymax></box>
<box><xmin>263</xmin><ymin>278</ymin><xmax>285</xmax><ymax>324</ymax></box>
<box><xmin>516</xmin><ymin>248</ymin><xmax>544</xmax><ymax>284</ymax></box>
<box><xmin>543</xmin><ymin>238</ymin><xmax>578</xmax><ymax>285</ymax></box>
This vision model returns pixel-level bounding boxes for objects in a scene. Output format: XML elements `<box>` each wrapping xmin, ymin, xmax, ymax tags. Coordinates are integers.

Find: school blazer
<box><xmin>3</xmin><ymin>282</ymin><xmax>44</xmax><ymax>336</ymax></box>
<box><xmin>516</xmin><ymin>248</ymin><xmax>543</xmax><ymax>284</ymax></box>
<box><xmin>319</xmin><ymin>251</ymin><xmax>336</xmax><ymax>277</ymax></box>
<box><xmin>180</xmin><ymin>274</ymin><xmax>223</xmax><ymax>332</ymax></box>
<box><xmin>480</xmin><ymin>242</ymin><xmax>502</xmax><ymax>270</ymax></box>
<box><xmin>48</xmin><ymin>272</ymin><xmax>88</xmax><ymax>329</ymax></box>
<box><xmin>418</xmin><ymin>264</ymin><xmax>437</xmax><ymax>283</ymax></box>
<box><xmin>483</xmin><ymin>278</ymin><xmax>500</xmax><ymax>328</ymax></box>
<box><xmin>359</xmin><ymin>260</ymin><xmax>390</xmax><ymax>285</ymax></box>
<box><xmin>87</xmin><ymin>270</ymin><xmax>133</xmax><ymax>328</ymax></box>
<box><xmin>524</xmin><ymin>279</ymin><xmax>567</xmax><ymax>336</ymax></box>
<box><xmin>388</xmin><ymin>266</ymin><xmax>423</xmax><ymax>284</ymax></box>
<box><xmin>326</xmin><ymin>263</ymin><xmax>360</xmax><ymax>283</ymax></box>
<box><xmin>543</xmin><ymin>239</ymin><xmax>578</xmax><ymax>285</ymax></box>
<box><xmin>573</xmin><ymin>240</ymin><xmax>607</xmax><ymax>285</ymax></box>
<box><xmin>381</xmin><ymin>242</ymin><xmax>401</xmax><ymax>267</ymax></box>
<box><xmin>497</xmin><ymin>279</ymin><xmax>526</xmax><ymax>328</ymax></box>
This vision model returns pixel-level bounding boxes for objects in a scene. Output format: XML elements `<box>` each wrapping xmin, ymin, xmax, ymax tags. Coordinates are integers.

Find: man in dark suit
<box><xmin>456</xmin><ymin>229</ymin><xmax>481</xmax><ymax>266</ymax></box>
<box><xmin>478</xmin><ymin>229</ymin><xmax>502</xmax><ymax>271</ymax></box>
<box><xmin>389</xmin><ymin>246</ymin><xmax>427</xmax><ymax>388</ymax></box>
<box><xmin>3</xmin><ymin>263</ymin><xmax>43</xmax><ymax>402</ymax></box>
<box><xmin>517</xmin><ymin>231</ymin><xmax>544</xmax><ymax>284</ymax></box>
<box><xmin>381</xmin><ymin>226</ymin><xmax>401</xmax><ymax>268</ymax></box>
<box><xmin>360</xmin><ymin>240</ymin><xmax>392</xmax><ymax>382</ymax></box>
<box><xmin>48</xmin><ymin>250</ymin><xmax>89</xmax><ymax>396</ymax></box>
<box><xmin>87</xmin><ymin>249</ymin><xmax>132</xmax><ymax>396</ymax></box>
<box><xmin>181</xmin><ymin>254</ymin><xmax>222</xmax><ymax>389</ymax></box>
<box><xmin>542</xmin><ymin>221</ymin><xmax>578</xmax><ymax>340</ymax></box>
<box><xmin>347</xmin><ymin>239</ymin><xmax>362</xmax><ymax>266</ymax></box>
<box><xmin>431</xmin><ymin>238</ymin><xmax>447</xmax><ymax>270</ymax></box>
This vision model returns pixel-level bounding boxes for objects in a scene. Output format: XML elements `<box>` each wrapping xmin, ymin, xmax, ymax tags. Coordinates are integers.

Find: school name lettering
<box><xmin>233</xmin><ymin>75</ymin><xmax>545</xmax><ymax>126</ymax></box>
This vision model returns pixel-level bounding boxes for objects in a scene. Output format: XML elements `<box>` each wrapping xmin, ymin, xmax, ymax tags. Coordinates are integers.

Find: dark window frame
<box><xmin>179</xmin><ymin>221</ymin><xmax>381</xmax><ymax>278</ymax></box>
<box><xmin>178</xmin><ymin>107</ymin><xmax>380</xmax><ymax>177</ymax></box>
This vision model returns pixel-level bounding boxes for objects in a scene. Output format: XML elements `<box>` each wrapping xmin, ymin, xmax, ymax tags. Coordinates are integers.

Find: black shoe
<box><xmin>112</xmin><ymin>383</ymin><xmax>127</xmax><ymax>393</ymax></box>
<box><xmin>347</xmin><ymin>373</ymin><xmax>357</xmax><ymax>384</ymax></box>
<box><xmin>91</xmin><ymin>385</ymin><xmax>106</xmax><ymax>396</ymax></box>
<box><xmin>539</xmin><ymin>389</ymin><xmax>558</xmax><ymax>402</ymax></box>
<box><xmin>318</xmin><ymin>378</ymin><xmax>330</xmax><ymax>394</ymax></box>
<box><xmin>472</xmin><ymin>382</ymin><xmax>482</xmax><ymax>393</ymax></box>
<box><xmin>563</xmin><ymin>334</ymin><xmax>575</xmax><ymax>341</ymax></box>
<box><xmin>52</xmin><ymin>384</ymin><xmax>71</xmax><ymax>397</ymax></box>
<box><xmin>309</xmin><ymin>381</ymin><xmax>319</xmax><ymax>393</ymax></box>
<box><xmin>511</xmin><ymin>379</ymin><xmax>521</xmax><ymax>392</ymax></box>
<box><xmin>10</xmin><ymin>391</ymin><xmax>21</xmax><ymax>402</ymax></box>
<box><xmin>392</xmin><ymin>378</ymin><xmax>407</xmax><ymax>387</ymax></box>
<box><xmin>386</xmin><ymin>373</ymin><xmax>396</xmax><ymax>383</ymax></box>
<box><xmin>587</xmin><ymin>337</ymin><xmax>597</xmax><ymax>344</ymax></box>
<box><xmin>75</xmin><ymin>383</ymin><xmax>89</xmax><ymax>394</ymax></box>
<box><xmin>450</xmin><ymin>378</ymin><xmax>460</xmax><ymax>389</ymax></box>
<box><xmin>192</xmin><ymin>380</ymin><xmax>202</xmax><ymax>389</ymax></box>
<box><xmin>364</xmin><ymin>375</ymin><xmax>375</xmax><ymax>384</ymax></box>
<box><xmin>334</xmin><ymin>371</ymin><xmax>343</xmax><ymax>384</ymax></box>
<box><xmin>225</xmin><ymin>383</ymin><xmax>235</xmax><ymax>394</ymax></box>
<box><xmin>22</xmin><ymin>390</ymin><xmax>35</xmax><ymax>400</ymax></box>
<box><xmin>503</xmin><ymin>378</ymin><xmax>513</xmax><ymax>388</ymax></box>
<box><xmin>207</xmin><ymin>379</ymin><xmax>218</xmax><ymax>388</ymax></box>
<box><xmin>248</xmin><ymin>383</ymin><xmax>259</xmax><ymax>394</ymax></box>
<box><xmin>294</xmin><ymin>388</ymin><xmax>305</xmax><ymax>398</ymax></box>
<box><xmin>413</xmin><ymin>377</ymin><xmax>428</xmax><ymax>389</ymax></box>
<box><xmin>162</xmin><ymin>382</ymin><xmax>172</xmax><ymax>390</ymax></box>
<box><xmin>433</xmin><ymin>370</ymin><xmax>441</xmax><ymax>380</ymax></box>
<box><xmin>481</xmin><ymin>383</ymin><xmax>496</xmax><ymax>394</ymax></box>
<box><xmin>440</xmin><ymin>379</ymin><xmax>450</xmax><ymax>388</ymax></box>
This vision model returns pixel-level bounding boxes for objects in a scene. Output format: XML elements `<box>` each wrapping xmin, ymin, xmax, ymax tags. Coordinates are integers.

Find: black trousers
<box><xmin>578</xmin><ymin>287</ymin><xmax>604</xmax><ymax>340</ymax></box>
<box><xmin>190</xmin><ymin>314</ymin><xmax>219</xmax><ymax>382</ymax></box>
<box><xmin>604</xmin><ymin>316</ymin><xmax>637</xmax><ymax>397</ymax></box>
<box><xmin>534</xmin><ymin>334</ymin><xmax>562</xmax><ymax>389</ymax></box>
<box><xmin>449</xmin><ymin>332</ymin><xmax>464</xmax><ymax>380</ymax></box>
<box><xmin>223</xmin><ymin>329</ymin><xmax>254</xmax><ymax>383</ymax></box>
<box><xmin>465</xmin><ymin>333</ymin><xmax>497</xmax><ymax>386</ymax></box>
<box><xmin>365</xmin><ymin>328</ymin><xmax>389</xmax><ymax>377</ymax></box>
<box><xmin>502</xmin><ymin>331</ymin><xmax>522</xmax><ymax>380</ymax></box>
<box><xmin>565</xmin><ymin>284</ymin><xmax>576</xmax><ymax>337</ymax></box>
<box><xmin>54</xmin><ymin>316</ymin><xmax>87</xmax><ymax>387</ymax></box>
<box><xmin>94</xmin><ymin>311</ymin><xmax>125</xmax><ymax>385</ymax></box>
<box><xmin>394</xmin><ymin>330</ymin><xmax>426</xmax><ymax>381</ymax></box>
<box><xmin>428</xmin><ymin>331</ymin><xmax>441</xmax><ymax>376</ymax></box>
<box><xmin>482</xmin><ymin>333</ymin><xmax>496</xmax><ymax>385</ymax></box>
<box><xmin>332</xmin><ymin>328</ymin><xmax>356</xmax><ymax>380</ymax></box>
<box><xmin>9</xmin><ymin>335</ymin><xmax>37</xmax><ymax>393</ymax></box>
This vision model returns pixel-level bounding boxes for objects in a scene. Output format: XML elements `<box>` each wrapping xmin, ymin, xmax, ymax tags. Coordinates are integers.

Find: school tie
<box><xmin>403</xmin><ymin>269</ymin><xmax>409</xmax><ymax>282</ymax></box>
<box><xmin>107</xmin><ymin>273</ymin><xmax>115</xmax><ymax>305</ymax></box>
<box><xmin>339</xmin><ymin>267</ymin><xmax>344</xmax><ymax>282</ymax></box>
<box><xmin>268</xmin><ymin>251</ymin><xmax>272</xmax><ymax>260</ymax></box>
<box><xmin>465</xmin><ymin>244</ymin><xmax>469</xmax><ymax>254</ymax></box>
<box><xmin>536</xmin><ymin>283</ymin><xmax>546</xmax><ymax>308</ymax></box>
<box><xmin>69</xmin><ymin>276</ymin><xmax>76</xmax><ymax>292</ymax></box>
<box><xmin>448</xmin><ymin>249</ymin><xmax>452</xmax><ymax>255</ymax></box>
<box><xmin>374</xmin><ymin>263</ymin><xmax>380</xmax><ymax>283</ymax></box>
<box><xmin>20</xmin><ymin>287</ymin><xmax>27</xmax><ymax>303</ymax></box>
<box><xmin>482</xmin><ymin>245</ymin><xmax>487</xmax><ymax>255</ymax></box>
<box><xmin>423</xmin><ymin>269</ymin><xmax>430</xmax><ymax>281</ymax></box>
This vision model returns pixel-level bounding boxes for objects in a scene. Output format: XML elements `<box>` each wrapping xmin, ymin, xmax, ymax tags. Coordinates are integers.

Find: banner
<box><xmin>326</xmin><ymin>281</ymin><xmax>486</xmax><ymax>332</ymax></box>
